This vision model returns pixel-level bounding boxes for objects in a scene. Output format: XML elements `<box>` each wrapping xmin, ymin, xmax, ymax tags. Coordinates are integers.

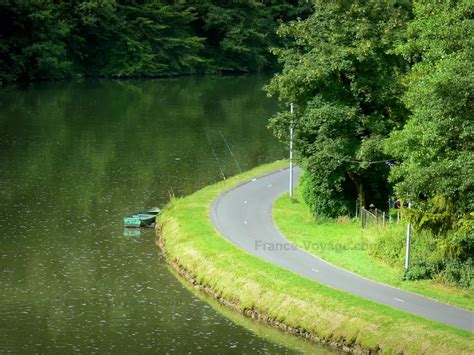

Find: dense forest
<box><xmin>267</xmin><ymin>0</ymin><xmax>473</xmax><ymax>287</ymax></box>
<box><xmin>0</xmin><ymin>0</ymin><xmax>311</xmax><ymax>84</ymax></box>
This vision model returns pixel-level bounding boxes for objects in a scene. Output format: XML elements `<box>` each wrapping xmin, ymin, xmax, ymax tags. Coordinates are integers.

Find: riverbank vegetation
<box><xmin>0</xmin><ymin>0</ymin><xmax>311</xmax><ymax>84</ymax></box>
<box><xmin>274</xmin><ymin>192</ymin><xmax>474</xmax><ymax>310</ymax></box>
<box><xmin>266</xmin><ymin>0</ymin><xmax>473</xmax><ymax>289</ymax></box>
<box><xmin>158</xmin><ymin>162</ymin><xmax>474</xmax><ymax>354</ymax></box>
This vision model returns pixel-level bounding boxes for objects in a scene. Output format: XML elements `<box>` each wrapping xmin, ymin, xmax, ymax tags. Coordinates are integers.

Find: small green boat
<box><xmin>123</xmin><ymin>208</ymin><xmax>161</xmax><ymax>228</ymax></box>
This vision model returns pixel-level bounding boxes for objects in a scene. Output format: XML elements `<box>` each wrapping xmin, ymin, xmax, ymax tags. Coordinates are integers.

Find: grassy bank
<box><xmin>157</xmin><ymin>161</ymin><xmax>474</xmax><ymax>354</ymax></box>
<box><xmin>167</xmin><ymin>261</ymin><xmax>328</xmax><ymax>354</ymax></box>
<box><xmin>273</xmin><ymin>192</ymin><xmax>474</xmax><ymax>311</ymax></box>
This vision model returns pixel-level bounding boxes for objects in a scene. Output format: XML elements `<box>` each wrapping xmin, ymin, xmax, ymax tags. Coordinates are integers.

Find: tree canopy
<box><xmin>266</xmin><ymin>0</ymin><xmax>410</xmax><ymax>216</ymax></box>
<box><xmin>267</xmin><ymin>0</ymin><xmax>473</xmax><ymax>237</ymax></box>
<box><xmin>386</xmin><ymin>0</ymin><xmax>474</xmax><ymax>233</ymax></box>
<box><xmin>0</xmin><ymin>0</ymin><xmax>311</xmax><ymax>84</ymax></box>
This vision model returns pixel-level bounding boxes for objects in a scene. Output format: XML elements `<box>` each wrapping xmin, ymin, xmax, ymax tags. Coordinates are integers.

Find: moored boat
<box><xmin>123</xmin><ymin>207</ymin><xmax>161</xmax><ymax>228</ymax></box>
<box><xmin>144</xmin><ymin>207</ymin><xmax>161</xmax><ymax>215</ymax></box>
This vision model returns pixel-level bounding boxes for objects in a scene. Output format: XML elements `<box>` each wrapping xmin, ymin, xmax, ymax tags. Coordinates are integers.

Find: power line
<box><xmin>324</xmin><ymin>153</ymin><xmax>394</xmax><ymax>165</ymax></box>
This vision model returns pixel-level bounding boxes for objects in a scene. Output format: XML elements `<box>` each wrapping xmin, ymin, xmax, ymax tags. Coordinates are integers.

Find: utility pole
<box><xmin>289</xmin><ymin>103</ymin><xmax>294</xmax><ymax>199</ymax></box>
<box><xmin>405</xmin><ymin>199</ymin><xmax>412</xmax><ymax>271</ymax></box>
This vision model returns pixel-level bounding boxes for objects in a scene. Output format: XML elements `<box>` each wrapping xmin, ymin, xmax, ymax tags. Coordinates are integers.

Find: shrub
<box><xmin>369</xmin><ymin>223</ymin><xmax>473</xmax><ymax>289</ymax></box>
<box><xmin>437</xmin><ymin>259</ymin><xmax>473</xmax><ymax>290</ymax></box>
<box><xmin>368</xmin><ymin>225</ymin><xmax>405</xmax><ymax>265</ymax></box>
<box><xmin>403</xmin><ymin>262</ymin><xmax>438</xmax><ymax>281</ymax></box>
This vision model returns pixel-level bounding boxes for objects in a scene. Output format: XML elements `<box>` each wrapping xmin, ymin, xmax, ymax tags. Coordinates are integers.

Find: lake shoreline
<box><xmin>156</xmin><ymin>235</ymin><xmax>361</xmax><ymax>354</ymax></box>
<box><xmin>156</xmin><ymin>161</ymin><xmax>474</xmax><ymax>354</ymax></box>
<box><xmin>0</xmin><ymin>69</ymin><xmax>261</xmax><ymax>89</ymax></box>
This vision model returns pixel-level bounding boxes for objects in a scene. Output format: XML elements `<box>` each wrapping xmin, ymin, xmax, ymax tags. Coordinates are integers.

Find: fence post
<box><xmin>382</xmin><ymin>211</ymin><xmax>385</xmax><ymax>227</ymax></box>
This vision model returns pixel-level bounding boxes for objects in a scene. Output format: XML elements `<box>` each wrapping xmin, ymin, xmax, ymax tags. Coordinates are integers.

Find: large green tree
<box><xmin>386</xmin><ymin>0</ymin><xmax>474</xmax><ymax>233</ymax></box>
<box><xmin>267</xmin><ymin>0</ymin><xmax>410</xmax><ymax>216</ymax></box>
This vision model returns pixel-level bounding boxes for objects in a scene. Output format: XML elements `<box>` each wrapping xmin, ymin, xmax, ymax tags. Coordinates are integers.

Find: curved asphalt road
<box><xmin>210</xmin><ymin>167</ymin><xmax>474</xmax><ymax>331</ymax></box>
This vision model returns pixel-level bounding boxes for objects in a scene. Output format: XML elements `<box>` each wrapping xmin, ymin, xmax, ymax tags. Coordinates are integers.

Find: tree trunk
<box><xmin>348</xmin><ymin>171</ymin><xmax>366</xmax><ymax>210</ymax></box>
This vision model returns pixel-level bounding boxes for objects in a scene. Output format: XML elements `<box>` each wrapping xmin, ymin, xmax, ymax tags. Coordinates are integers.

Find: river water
<box><xmin>0</xmin><ymin>76</ymin><xmax>331</xmax><ymax>353</ymax></box>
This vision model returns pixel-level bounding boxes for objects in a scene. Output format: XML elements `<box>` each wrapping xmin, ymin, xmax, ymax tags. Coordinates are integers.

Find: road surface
<box><xmin>210</xmin><ymin>167</ymin><xmax>473</xmax><ymax>331</ymax></box>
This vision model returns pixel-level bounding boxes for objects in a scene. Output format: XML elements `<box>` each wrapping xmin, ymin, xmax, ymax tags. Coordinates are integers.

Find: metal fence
<box><xmin>359</xmin><ymin>207</ymin><xmax>401</xmax><ymax>229</ymax></box>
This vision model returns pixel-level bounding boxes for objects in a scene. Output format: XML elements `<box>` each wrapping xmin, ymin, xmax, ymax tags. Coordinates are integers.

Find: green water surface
<box><xmin>0</xmin><ymin>76</ymin><xmax>330</xmax><ymax>353</ymax></box>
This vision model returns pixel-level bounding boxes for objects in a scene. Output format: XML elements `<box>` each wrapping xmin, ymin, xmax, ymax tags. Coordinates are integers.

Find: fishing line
<box><xmin>203</xmin><ymin>127</ymin><xmax>226</xmax><ymax>180</ymax></box>
<box><xmin>218</xmin><ymin>129</ymin><xmax>242</xmax><ymax>173</ymax></box>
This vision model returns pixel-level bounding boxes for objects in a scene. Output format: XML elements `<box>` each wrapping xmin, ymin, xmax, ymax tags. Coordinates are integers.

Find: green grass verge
<box><xmin>158</xmin><ymin>161</ymin><xmax>474</xmax><ymax>354</ymax></box>
<box><xmin>273</xmin><ymin>192</ymin><xmax>474</xmax><ymax>311</ymax></box>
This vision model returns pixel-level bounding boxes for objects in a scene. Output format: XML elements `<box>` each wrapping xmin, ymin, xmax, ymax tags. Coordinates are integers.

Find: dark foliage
<box><xmin>0</xmin><ymin>0</ymin><xmax>311</xmax><ymax>84</ymax></box>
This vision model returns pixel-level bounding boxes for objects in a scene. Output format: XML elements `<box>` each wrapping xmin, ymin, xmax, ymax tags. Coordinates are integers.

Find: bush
<box><xmin>369</xmin><ymin>224</ymin><xmax>473</xmax><ymax>289</ymax></box>
<box><xmin>403</xmin><ymin>262</ymin><xmax>438</xmax><ymax>281</ymax></box>
<box><xmin>368</xmin><ymin>225</ymin><xmax>405</xmax><ymax>265</ymax></box>
<box><xmin>437</xmin><ymin>259</ymin><xmax>473</xmax><ymax>290</ymax></box>
<box><xmin>299</xmin><ymin>169</ymin><xmax>352</xmax><ymax>218</ymax></box>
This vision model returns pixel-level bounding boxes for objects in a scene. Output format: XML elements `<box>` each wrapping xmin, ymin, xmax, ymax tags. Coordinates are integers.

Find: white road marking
<box><xmin>311</xmin><ymin>268</ymin><xmax>319</xmax><ymax>273</ymax></box>
<box><xmin>251</xmin><ymin>178</ymin><xmax>257</xmax><ymax>181</ymax></box>
<box><xmin>244</xmin><ymin>200</ymin><xmax>247</xmax><ymax>204</ymax></box>
<box><xmin>243</xmin><ymin>221</ymin><xmax>247</xmax><ymax>225</ymax></box>
<box><xmin>393</xmin><ymin>298</ymin><xmax>405</xmax><ymax>303</ymax></box>
<box><xmin>267</xmin><ymin>184</ymin><xmax>272</xmax><ymax>187</ymax></box>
